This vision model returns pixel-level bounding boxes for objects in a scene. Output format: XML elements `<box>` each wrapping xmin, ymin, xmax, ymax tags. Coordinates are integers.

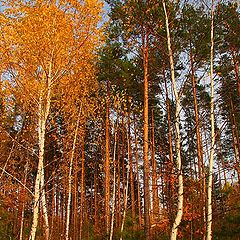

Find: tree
<box><xmin>207</xmin><ymin>1</ymin><xmax>215</xmax><ymax>239</ymax></box>
<box><xmin>163</xmin><ymin>1</ymin><xmax>183</xmax><ymax>239</ymax></box>
<box><xmin>0</xmin><ymin>0</ymin><xmax>102</xmax><ymax>239</ymax></box>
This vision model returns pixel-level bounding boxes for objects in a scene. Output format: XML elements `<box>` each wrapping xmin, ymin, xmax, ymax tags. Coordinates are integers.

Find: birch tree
<box><xmin>163</xmin><ymin>1</ymin><xmax>183</xmax><ymax>239</ymax></box>
<box><xmin>207</xmin><ymin>1</ymin><xmax>215</xmax><ymax>239</ymax></box>
<box><xmin>0</xmin><ymin>1</ymin><xmax>102</xmax><ymax>239</ymax></box>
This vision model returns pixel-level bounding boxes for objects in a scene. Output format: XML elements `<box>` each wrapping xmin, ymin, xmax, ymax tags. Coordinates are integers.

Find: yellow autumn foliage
<box><xmin>0</xmin><ymin>0</ymin><xmax>103</xmax><ymax>115</ymax></box>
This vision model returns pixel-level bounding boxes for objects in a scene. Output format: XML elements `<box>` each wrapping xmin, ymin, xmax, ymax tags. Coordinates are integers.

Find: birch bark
<box><xmin>163</xmin><ymin>1</ymin><xmax>183</xmax><ymax>239</ymax></box>
<box><xmin>29</xmin><ymin>57</ymin><xmax>52</xmax><ymax>240</ymax></box>
<box><xmin>207</xmin><ymin>2</ymin><xmax>215</xmax><ymax>239</ymax></box>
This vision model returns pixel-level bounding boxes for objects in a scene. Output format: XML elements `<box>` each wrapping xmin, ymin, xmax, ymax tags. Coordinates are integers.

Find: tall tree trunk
<box><xmin>65</xmin><ymin>110</ymin><xmax>81</xmax><ymax>240</ymax></box>
<box><xmin>122</xmin><ymin>134</ymin><xmax>126</xmax><ymax>214</ymax></box>
<box><xmin>207</xmin><ymin>3</ymin><xmax>215</xmax><ymax>239</ymax></box>
<box><xmin>163</xmin><ymin>68</ymin><xmax>175</xmax><ymax>224</ymax></box>
<box><xmin>29</xmin><ymin>55</ymin><xmax>52</xmax><ymax>240</ymax></box>
<box><xmin>142</xmin><ymin>27</ymin><xmax>151</xmax><ymax>240</ymax></box>
<box><xmin>29</xmin><ymin>99</ymin><xmax>44</xmax><ymax>240</ymax></box>
<box><xmin>163</xmin><ymin>2</ymin><xmax>183</xmax><ymax>239</ymax></box>
<box><xmin>105</xmin><ymin>81</ymin><xmax>111</xmax><ymax>235</ymax></box>
<box><xmin>29</xmin><ymin>92</ymin><xmax>49</xmax><ymax>240</ymax></box>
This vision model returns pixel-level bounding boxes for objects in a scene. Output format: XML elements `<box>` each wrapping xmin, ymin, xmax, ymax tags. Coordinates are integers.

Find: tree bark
<box><xmin>163</xmin><ymin>68</ymin><xmax>175</xmax><ymax>224</ymax></box>
<box><xmin>163</xmin><ymin>1</ymin><xmax>183</xmax><ymax>239</ymax></box>
<box><xmin>29</xmin><ymin>92</ymin><xmax>48</xmax><ymax>240</ymax></box>
<box><xmin>29</xmin><ymin>54</ymin><xmax>52</xmax><ymax>240</ymax></box>
<box><xmin>207</xmin><ymin>3</ymin><xmax>215</xmax><ymax>239</ymax></box>
<box><xmin>142</xmin><ymin>27</ymin><xmax>151</xmax><ymax>240</ymax></box>
<box><xmin>105</xmin><ymin>81</ymin><xmax>111</xmax><ymax>234</ymax></box>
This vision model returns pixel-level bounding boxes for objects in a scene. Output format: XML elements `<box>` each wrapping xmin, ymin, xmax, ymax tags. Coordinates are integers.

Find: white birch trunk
<box><xmin>41</xmin><ymin>187</ymin><xmax>49</xmax><ymax>239</ymax></box>
<box><xmin>163</xmin><ymin>1</ymin><xmax>183</xmax><ymax>240</ymax></box>
<box><xmin>29</xmin><ymin>93</ymin><xmax>45</xmax><ymax>240</ymax></box>
<box><xmin>29</xmin><ymin>57</ymin><xmax>52</xmax><ymax>240</ymax></box>
<box><xmin>207</xmin><ymin>2</ymin><xmax>215</xmax><ymax>240</ymax></box>
<box><xmin>65</xmin><ymin>109</ymin><xmax>81</xmax><ymax>240</ymax></box>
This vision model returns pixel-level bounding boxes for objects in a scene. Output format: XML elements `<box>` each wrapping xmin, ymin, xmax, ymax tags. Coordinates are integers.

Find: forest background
<box><xmin>0</xmin><ymin>0</ymin><xmax>239</xmax><ymax>239</ymax></box>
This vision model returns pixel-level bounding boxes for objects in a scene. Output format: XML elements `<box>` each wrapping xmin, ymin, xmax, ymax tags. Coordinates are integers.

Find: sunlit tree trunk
<box><xmin>105</xmin><ymin>81</ymin><xmax>111</xmax><ymax>234</ymax></box>
<box><xmin>29</xmin><ymin>55</ymin><xmax>52</xmax><ymax>240</ymax></box>
<box><xmin>163</xmin><ymin>68</ymin><xmax>175</xmax><ymax>224</ymax></box>
<box><xmin>29</xmin><ymin>96</ymin><xmax>45</xmax><ymax>240</ymax></box>
<box><xmin>142</xmin><ymin>27</ymin><xmax>151</xmax><ymax>240</ymax></box>
<box><xmin>121</xmin><ymin>130</ymin><xmax>126</xmax><ymax>215</ymax></box>
<box><xmin>207</xmin><ymin>2</ymin><xmax>215</xmax><ymax>239</ymax></box>
<box><xmin>29</xmin><ymin>95</ymin><xmax>49</xmax><ymax>240</ymax></box>
<box><xmin>41</xmin><ymin>187</ymin><xmax>49</xmax><ymax>239</ymax></box>
<box><xmin>163</xmin><ymin>1</ymin><xmax>183</xmax><ymax>239</ymax></box>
